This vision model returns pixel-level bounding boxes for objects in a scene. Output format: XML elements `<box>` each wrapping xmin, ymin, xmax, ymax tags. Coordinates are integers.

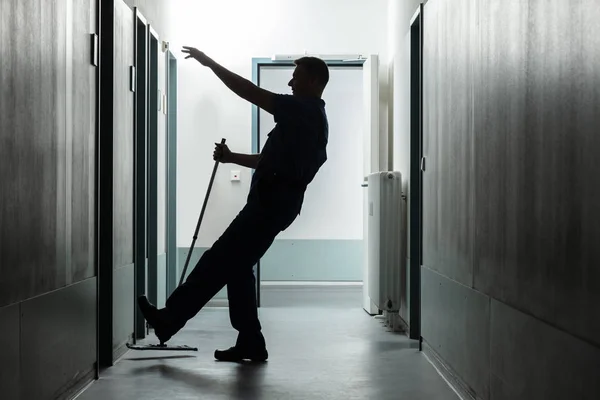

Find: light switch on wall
<box><xmin>230</xmin><ymin>170</ymin><xmax>241</xmax><ymax>181</ymax></box>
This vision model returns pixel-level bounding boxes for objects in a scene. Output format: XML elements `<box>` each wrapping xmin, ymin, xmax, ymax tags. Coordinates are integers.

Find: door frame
<box><xmin>250</xmin><ymin>57</ymin><xmax>366</xmax><ymax>307</ymax></box>
<box><xmin>165</xmin><ymin>50</ymin><xmax>178</xmax><ymax>298</ymax></box>
<box><xmin>146</xmin><ymin>25</ymin><xmax>160</xmax><ymax>310</ymax></box>
<box><xmin>98</xmin><ymin>0</ymin><xmax>139</xmax><ymax>368</ymax></box>
<box><xmin>133</xmin><ymin>7</ymin><xmax>149</xmax><ymax>340</ymax></box>
<box><xmin>409</xmin><ymin>4</ymin><xmax>424</xmax><ymax>341</ymax></box>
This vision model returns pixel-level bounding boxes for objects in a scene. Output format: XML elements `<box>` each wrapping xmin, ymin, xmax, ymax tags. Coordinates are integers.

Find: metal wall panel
<box><xmin>113</xmin><ymin>264</ymin><xmax>134</xmax><ymax>360</ymax></box>
<box><xmin>0</xmin><ymin>0</ymin><xmax>98</xmax><ymax>397</ymax></box>
<box><xmin>71</xmin><ymin>0</ymin><xmax>97</xmax><ymax>283</ymax></box>
<box><xmin>421</xmin><ymin>0</ymin><xmax>600</xmax><ymax>398</ymax></box>
<box><xmin>0</xmin><ymin>0</ymin><xmax>97</xmax><ymax>300</ymax></box>
<box><xmin>0</xmin><ymin>0</ymin><xmax>64</xmax><ymax>306</ymax></box>
<box><xmin>20</xmin><ymin>278</ymin><xmax>97</xmax><ymax>400</ymax></box>
<box><xmin>0</xmin><ymin>304</ymin><xmax>20</xmax><ymax>400</ymax></box>
<box><xmin>113</xmin><ymin>0</ymin><xmax>135</xmax><ymax>269</ymax></box>
<box><xmin>421</xmin><ymin>267</ymin><xmax>491</xmax><ymax>397</ymax></box>
<box><xmin>422</xmin><ymin>0</ymin><xmax>476</xmax><ymax>286</ymax></box>
<box><xmin>112</xmin><ymin>0</ymin><xmax>136</xmax><ymax>361</ymax></box>
<box><xmin>491</xmin><ymin>299</ymin><xmax>600</xmax><ymax>400</ymax></box>
<box><xmin>474</xmin><ymin>0</ymin><xmax>600</xmax><ymax>347</ymax></box>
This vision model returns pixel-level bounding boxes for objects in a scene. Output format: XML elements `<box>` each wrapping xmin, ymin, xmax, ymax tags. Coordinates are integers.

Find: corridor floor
<box><xmin>78</xmin><ymin>286</ymin><xmax>459</xmax><ymax>400</ymax></box>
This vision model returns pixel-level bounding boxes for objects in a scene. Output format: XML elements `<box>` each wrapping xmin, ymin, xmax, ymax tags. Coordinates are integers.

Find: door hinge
<box><xmin>420</xmin><ymin>157</ymin><xmax>426</xmax><ymax>172</ymax></box>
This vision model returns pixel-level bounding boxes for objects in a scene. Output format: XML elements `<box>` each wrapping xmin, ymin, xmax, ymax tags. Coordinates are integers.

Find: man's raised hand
<box><xmin>182</xmin><ymin>46</ymin><xmax>214</xmax><ymax>67</ymax></box>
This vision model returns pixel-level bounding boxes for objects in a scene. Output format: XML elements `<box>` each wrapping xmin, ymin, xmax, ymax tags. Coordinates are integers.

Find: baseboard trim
<box><xmin>422</xmin><ymin>341</ymin><xmax>477</xmax><ymax>400</ymax></box>
<box><xmin>67</xmin><ymin>369</ymin><xmax>97</xmax><ymax>400</ymax></box>
<box><xmin>113</xmin><ymin>340</ymin><xmax>130</xmax><ymax>364</ymax></box>
<box><xmin>56</xmin><ymin>367</ymin><xmax>96</xmax><ymax>400</ymax></box>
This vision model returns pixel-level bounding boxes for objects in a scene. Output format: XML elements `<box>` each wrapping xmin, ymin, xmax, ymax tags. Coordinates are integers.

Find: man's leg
<box><xmin>213</xmin><ymin>206</ymin><xmax>282</xmax><ymax>361</ymax></box>
<box><xmin>228</xmin><ymin>266</ymin><xmax>261</xmax><ymax>337</ymax></box>
<box><xmin>138</xmin><ymin>201</ymin><xmax>282</xmax><ymax>344</ymax></box>
<box><xmin>138</xmin><ymin>237</ymin><xmax>232</xmax><ymax>343</ymax></box>
<box><xmin>214</xmin><ymin>265</ymin><xmax>267</xmax><ymax>361</ymax></box>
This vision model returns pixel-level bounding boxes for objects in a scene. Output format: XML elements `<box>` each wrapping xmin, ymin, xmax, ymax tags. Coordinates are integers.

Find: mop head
<box><xmin>126</xmin><ymin>343</ymin><xmax>198</xmax><ymax>351</ymax></box>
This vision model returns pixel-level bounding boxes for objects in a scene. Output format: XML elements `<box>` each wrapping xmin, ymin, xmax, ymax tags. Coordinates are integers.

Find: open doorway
<box><xmin>408</xmin><ymin>4</ymin><xmax>424</xmax><ymax>340</ymax></box>
<box><xmin>251</xmin><ymin>58</ymin><xmax>373</xmax><ymax>308</ymax></box>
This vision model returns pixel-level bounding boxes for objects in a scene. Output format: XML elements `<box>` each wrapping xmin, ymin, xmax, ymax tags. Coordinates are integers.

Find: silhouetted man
<box><xmin>138</xmin><ymin>46</ymin><xmax>330</xmax><ymax>362</ymax></box>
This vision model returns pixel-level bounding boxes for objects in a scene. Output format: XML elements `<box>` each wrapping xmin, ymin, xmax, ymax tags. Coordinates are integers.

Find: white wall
<box><xmin>167</xmin><ymin>0</ymin><xmax>389</xmax><ymax>247</ymax></box>
<box><xmin>258</xmin><ymin>66</ymin><xmax>364</xmax><ymax>240</ymax></box>
<box><xmin>388</xmin><ymin>0</ymin><xmax>422</xmax><ymax>177</ymax></box>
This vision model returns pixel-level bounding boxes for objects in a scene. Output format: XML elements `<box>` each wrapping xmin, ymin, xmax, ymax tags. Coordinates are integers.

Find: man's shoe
<box><xmin>214</xmin><ymin>346</ymin><xmax>268</xmax><ymax>362</ymax></box>
<box><xmin>137</xmin><ymin>295</ymin><xmax>177</xmax><ymax>344</ymax></box>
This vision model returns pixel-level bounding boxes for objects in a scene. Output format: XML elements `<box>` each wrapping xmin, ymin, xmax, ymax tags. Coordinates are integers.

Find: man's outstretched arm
<box><xmin>183</xmin><ymin>46</ymin><xmax>275</xmax><ymax>114</ymax></box>
<box><xmin>227</xmin><ymin>153</ymin><xmax>260</xmax><ymax>169</ymax></box>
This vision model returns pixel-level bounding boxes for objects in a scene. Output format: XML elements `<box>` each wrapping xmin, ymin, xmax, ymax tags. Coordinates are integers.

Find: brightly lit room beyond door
<box><xmin>256</xmin><ymin>62</ymin><xmax>365</xmax><ymax>308</ymax></box>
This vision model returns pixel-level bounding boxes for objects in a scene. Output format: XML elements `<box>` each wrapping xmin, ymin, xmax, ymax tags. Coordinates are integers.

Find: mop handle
<box><xmin>179</xmin><ymin>138</ymin><xmax>226</xmax><ymax>287</ymax></box>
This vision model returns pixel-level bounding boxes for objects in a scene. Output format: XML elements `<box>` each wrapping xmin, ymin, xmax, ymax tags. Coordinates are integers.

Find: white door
<box><xmin>361</xmin><ymin>55</ymin><xmax>380</xmax><ymax>315</ymax></box>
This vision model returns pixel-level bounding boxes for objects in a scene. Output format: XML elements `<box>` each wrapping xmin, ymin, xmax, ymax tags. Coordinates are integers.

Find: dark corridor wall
<box><xmin>420</xmin><ymin>1</ymin><xmax>600</xmax><ymax>399</ymax></box>
<box><xmin>0</xmin><ymin>0</ymin><xmax>98</xmax><ymax>399</ymax></box>
<box><xmin>0</xmin><ymin>0</ymin><xmax>97</xmax><ymax>305</ymax></box>
<box><xmin>1</xmin><ymin>0</ymin><xmax>172</xmax><ymax>398</ymax></box>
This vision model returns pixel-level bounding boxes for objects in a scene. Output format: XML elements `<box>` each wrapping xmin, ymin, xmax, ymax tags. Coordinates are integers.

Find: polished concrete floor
<box><xmin>79</xmin><ymin>287</ymin><xmax>459</xmax><ymax>400</ymax></box>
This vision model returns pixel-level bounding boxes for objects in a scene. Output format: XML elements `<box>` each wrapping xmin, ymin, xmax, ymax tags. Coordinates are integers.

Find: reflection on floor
<box><xmin>78</xmin><ymin>286</ymin><xmax>458</xmax><ymax>400</ymax></box>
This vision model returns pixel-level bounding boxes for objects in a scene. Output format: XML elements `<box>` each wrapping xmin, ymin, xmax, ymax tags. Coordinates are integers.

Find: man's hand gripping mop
<box><xmin>127</xmin><ymin>138</ymin><xmax>226</xmax><ymax>352</ymax></box>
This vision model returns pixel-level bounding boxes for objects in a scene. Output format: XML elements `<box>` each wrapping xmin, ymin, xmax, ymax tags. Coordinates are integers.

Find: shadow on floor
<box><xmin>133</xmin><ymin>362</ymin><xmax>268</xmax><ymax>399</ymax></box>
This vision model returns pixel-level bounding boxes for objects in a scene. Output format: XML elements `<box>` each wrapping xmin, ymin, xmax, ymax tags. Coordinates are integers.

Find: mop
<box><xmin>127</xmin><ymin>138</ymin><xmax>226</xmax><ymax>352</ymax></box>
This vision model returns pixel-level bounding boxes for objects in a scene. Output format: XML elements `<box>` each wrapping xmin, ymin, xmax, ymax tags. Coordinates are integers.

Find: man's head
<box><xmin>289</xmin><ymin>57</ymin><xmax>329</xmax><ymax>98</ymax></box>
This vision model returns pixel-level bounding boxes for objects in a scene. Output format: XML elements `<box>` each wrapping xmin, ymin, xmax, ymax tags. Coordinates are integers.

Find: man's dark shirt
<box><xmin>249</xmin><ymin>94</ymin><xmax>329</xmax><ymax>208</ymax></box>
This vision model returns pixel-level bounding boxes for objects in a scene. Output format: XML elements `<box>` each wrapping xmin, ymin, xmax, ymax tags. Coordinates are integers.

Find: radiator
<box><xmin>366</xmin><ymin>171</ymin><xmax>403</xmax><ymax>312</ymax></box>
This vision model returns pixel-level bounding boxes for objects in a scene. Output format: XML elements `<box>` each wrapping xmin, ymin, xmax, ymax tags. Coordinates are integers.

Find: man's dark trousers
<box><xmin>164</xmin><ymin>177</ymin><xmax>303</xmax><ymax>344</ymax></box>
